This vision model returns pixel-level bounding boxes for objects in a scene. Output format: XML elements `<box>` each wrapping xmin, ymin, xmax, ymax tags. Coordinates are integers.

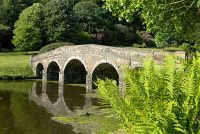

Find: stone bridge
<box><xmin>31</xmin><ymin>44</ymin><xmax>183</xmax><ymax>93</ymax></box>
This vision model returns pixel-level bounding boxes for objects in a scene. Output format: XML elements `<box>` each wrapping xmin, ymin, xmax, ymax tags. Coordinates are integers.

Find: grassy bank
<box><xmin>0</xmin><ymin>52</ymin><xmax>37</xmax><ymax>79</ymax></box>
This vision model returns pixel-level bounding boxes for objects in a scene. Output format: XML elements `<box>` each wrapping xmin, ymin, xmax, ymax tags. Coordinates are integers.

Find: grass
<box><xmin>132</xmin><ymin>46</ymin><xmax>184</xmax><ymax>52</ymax></box>
<box><xmin>0</xmin><ymin>51</ymin><xmax>37</xmax><ymax>79</ymax></box>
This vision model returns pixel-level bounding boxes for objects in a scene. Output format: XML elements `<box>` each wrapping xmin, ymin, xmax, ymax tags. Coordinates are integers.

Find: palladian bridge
<box><xmin>31</xmin><ymin>44</ymin><xmax>183</xmax><ymax>93</ymax></box>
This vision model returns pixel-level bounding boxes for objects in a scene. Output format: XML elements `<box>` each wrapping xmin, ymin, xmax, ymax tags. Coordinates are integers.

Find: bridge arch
<box><xmin>47</xmin><ymin>61</ymin><xmax>60</xmax><ymax>81</ymax></box>
<box><xmin>64</xmin><ymin>57</ymin><xmax>87</xmax><ymax>84</ymax></box>
<box><xmin>91</xmin><ymin>60</ymin><xmax>121</xmax><ymax>88</ymax></box>
<box><xmin>36</xmin><ymin>63</ymin><xmax>44</xmax><ymax>78</ymax></box>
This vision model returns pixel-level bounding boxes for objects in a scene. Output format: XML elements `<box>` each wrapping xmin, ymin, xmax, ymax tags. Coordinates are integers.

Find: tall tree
<box><xmin>43</xmin><ymin>0</ymin><xmax>78</xmax><ymax>43</ymax></box>
<box><xmin>103</xmin><ymin>0</ymin><xmax>200</xmax><ymax>44</ymax></box>
<box><xmin>74</xmin><ymin>1</ymin><xmax>111</xmax><ymax>33</ymax></box>
<box><xmin>0</xmin><ymin>0</ymin><xmax>38</xmax><ymax>27</ymax></box>
<box><xmin>12</xmin><ymin>3</ymin><xmax>44</xmax><ymax>51</ymax></box>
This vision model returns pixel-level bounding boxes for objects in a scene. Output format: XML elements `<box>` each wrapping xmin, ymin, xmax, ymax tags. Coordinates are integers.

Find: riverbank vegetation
<box><xmin>96</xmin><ymin>54</ymin><xmax>200</xmax><ymax>133</ymax></box>
<box><xmin>0</xmin><ymin>52</ymin><xmax>36</xmax><ymax>79</ymax></box>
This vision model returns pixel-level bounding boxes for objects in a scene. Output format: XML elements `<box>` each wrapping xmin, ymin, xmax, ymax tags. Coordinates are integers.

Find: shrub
<box><xmin>70</xmin><ymin>31</ymin><xmax>94</xmax><ymax>44</ymax></box>
<box><xmin>96</xmin><ymin>54</ymin><xmax>200</xmax><ymax>133</ymax></box>
<box><xmin>180</xmin><ymin>43</ymin><xmax>191</xmax><ymax>51</ymax></box>
<box><xmin>194</xmin><ymin>44</ymin><xmax>200</xmax><ymax>52</ymax></box>
<box><xmin>38</xmin><ymin>42</ymin><xmax>74</xmax><ymax>54</ymax></box>
<box><xmin>132</xmin><ymin>43</ymin><xmax>146</xmax><ymax>48</ymax></box>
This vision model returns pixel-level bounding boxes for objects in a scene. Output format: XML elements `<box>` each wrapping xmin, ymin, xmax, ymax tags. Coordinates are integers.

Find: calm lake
<box><xmin>0</xmin><ymin>80</ymin><xmax>103</xmax><ymax>134</ymax></box>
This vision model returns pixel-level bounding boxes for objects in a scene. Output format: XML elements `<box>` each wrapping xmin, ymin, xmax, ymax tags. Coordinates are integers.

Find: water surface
<box><xmin>0</xmin><ymin>80</ymin><xmax>101</xmax><ymax>134</ymax></box>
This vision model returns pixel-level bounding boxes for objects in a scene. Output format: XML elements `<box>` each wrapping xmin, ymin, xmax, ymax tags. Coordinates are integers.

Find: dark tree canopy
<box><xmin>0</xmin><ymin>0</ymin><xmax>38</xmax><ymax>27</ymax></box>
<box><xmin>43</xmin><ymin>0</ymin><xmax>78</xmax><ymax>43</ymax></box>
<box><xmin>74</xmin><ymin>1</ymin><xmax>111</xmax><ymax>33</ymax></box>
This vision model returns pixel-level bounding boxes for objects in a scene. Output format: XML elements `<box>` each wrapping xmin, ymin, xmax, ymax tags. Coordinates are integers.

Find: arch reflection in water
<box><xmin>30</xmin><ymin>81</ymin><xmax>92</xmax><ymax>117</ymax></box>
<box><xmin>46</xmin><ymin>82</ymin><xmax>59</xmax><ymax>104</ymax></box>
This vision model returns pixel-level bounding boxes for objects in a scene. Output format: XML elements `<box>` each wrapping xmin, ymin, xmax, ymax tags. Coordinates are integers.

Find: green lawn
<box><xmin>0</xmin><ymin>51</ymin><xmax>37</xmax><ymax>79</ymax></box>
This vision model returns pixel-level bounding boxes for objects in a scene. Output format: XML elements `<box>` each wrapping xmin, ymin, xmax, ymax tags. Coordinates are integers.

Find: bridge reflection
<box><xmin>30</xmin><ymin>81</ymin><xmax>93</xmax><ymax>117</ymax></box>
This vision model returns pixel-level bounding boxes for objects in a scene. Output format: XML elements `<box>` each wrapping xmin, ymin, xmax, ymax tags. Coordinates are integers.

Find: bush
<box><xmin>136</xmin><ymin>30</ymin><xmax>156</xmax><ymax>47</ymax></box>
<box><xmin>180</xmin><ymin>43</ymin><xmax>191</xmax><ymax>51</ymax></box>
<box><xmin>70</xmin><ymin>31</ymin><xmax>94</xmax><ymax>44</ymax></box>
<box><xmin>194</xmin><ymin>44</ymin><xmax>200</xmax><ymax>51</ymax></box>
<box><xmin>38</xmin><ymin>42</ymin><xmax>74</xmax><ymax>54</ymax></box>
<box><xmin>96</xmin><ymin>54</ymin><xmax>200</xmax><ymax>133</ymax></box>
<box><xmin>132</xmin><ymin>43</ymin><xmax>146</xmax><ymax>48</ymax></box>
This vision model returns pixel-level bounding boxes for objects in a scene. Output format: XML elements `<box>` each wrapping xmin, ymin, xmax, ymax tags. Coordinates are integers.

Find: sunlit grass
<box><xmin>0</xmin><ymin>51</ymin><xmax>37</xmax><ymax>79</ymax></box>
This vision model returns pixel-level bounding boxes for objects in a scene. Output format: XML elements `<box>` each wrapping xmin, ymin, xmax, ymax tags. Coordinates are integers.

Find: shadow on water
<box><xmin>0</xmin><ymin>80</ymin><xmax>104</xmax><ymax>134</ymax></box>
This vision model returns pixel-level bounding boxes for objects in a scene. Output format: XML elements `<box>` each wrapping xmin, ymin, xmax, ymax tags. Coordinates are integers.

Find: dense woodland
<box><xmin>0</xmin><ymin>0</ymin><xmax>200</xmax><ymax>52</ymax></box>
<box><xmin>0</xmin><ymin>0</ymin><xmax>153</xmax><ymax>51</ymax></box>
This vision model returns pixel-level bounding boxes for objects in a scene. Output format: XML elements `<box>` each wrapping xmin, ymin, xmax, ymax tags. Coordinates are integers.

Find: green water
<box><xmin>0</xmin><ymin>80</ymin><xmax>101</xmax><ymax>134</ymax></box>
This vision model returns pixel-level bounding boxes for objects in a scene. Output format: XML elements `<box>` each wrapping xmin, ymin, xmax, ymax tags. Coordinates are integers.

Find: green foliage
<box><xmin>103</xmin><ymin>0</ymin><xmax>200</xmax><ymax>44</ymax></box>
<box><xmin>74</xmin><ymin>1</ymin><xmax>111</xmax><ymax>33</ymax></box>
<box><xmin>132</xmin><ymin>43</ymin><xmax>146</xmax><ymax>48</ymax></box>
<box><xmin>194</xmin><ymin>44</ymin><xmax>200</xmax><ymax>52</ymax></box>
<box><xmin>180</xmin><ymin>43</ymin><xmax>192</xmax><ymax>52</ymax></box>
<box><xmin>0</xmin><ymin>0</ymin><xmax>38</xmax><ymax>27</ymax></box>
<box><xmin>43</xmin><ymin>0</ymin><xmax>78</xmax><ymax>43</ymax></box>
<box><xmin>0</xmin><ymin>24</ymin><xmax>13</xmax><ymax>49</ymax></box>
<box><xmin>96</xmin><ymin>54</ymin><xmax>200</xmax><ymax>133</ymax></box>
<box><xmin>12</xmin><ymin>3</ymin><xmax>44</xmax><ymax>51</ymax></box>
<box><xmin>38</xmin><ymin>42</ymin><xmax>74</xmax><ymax>54</ymax></box>
<box><xmin>103</xmin><ymin>24</ymin><xmax>138</xmax><ymax>46</ymax></box>
<box><xmin>70</xmin><ymin>31</ymin><xmax>94</xmax><ymax>44</ymax></box>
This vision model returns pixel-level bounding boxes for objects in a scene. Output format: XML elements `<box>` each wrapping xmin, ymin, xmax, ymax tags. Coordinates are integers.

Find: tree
<box><xmin>0</xmin><ymin>0</ymin><xmax>20</xmax><ymax>27</ymax></box>
<box><xmin>74</xmin><ymin>1</ymin><xmax>111</xmax><ymax>33</ymax></box>
<box><xmin>103</xmin><ymin>0</ymin><xmax>200</xmax><ymax>44</ymax></box>
<box><xmin>0</xmin><ymin>0</ymin><xmax>38</xmax><ymax>27</ymax></box>
<box><xmin>74</xmin><ymin>1</ymin><xmax>113</xmax><ymax>44</ymax></box>
<box><xmin>43</xmin><ymin>0</ymin><xmax>78</xmax><ymax>43</ymax></box>
<box><xmin>12</xmin><ymin>3</ymin><xmax>44</xmax><ymax>51</ymax></box>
